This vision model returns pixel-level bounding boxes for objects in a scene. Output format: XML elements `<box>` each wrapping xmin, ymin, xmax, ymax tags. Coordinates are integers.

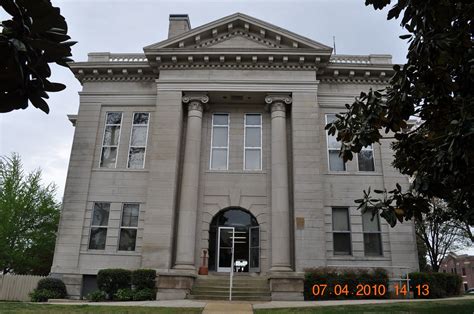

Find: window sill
<box><xmin>206</xmin><ymin>170</ymin><xmax>267</xmax><ymax>174</ymax></box>
<box><xmin>327</xmin><ymin>255</ymin><xmax>390</xmax><ymax>262</ymax></box>
<box><xmin>326</xmin><ymin>171</ymin><xmax>381</xmax><ymax>176</ymax></box>
<box><xmin>92</xmin><ymin>168</ymin><xmax>149</xmax><ymax>173</ymax></box>
<box><xmin>81</xmin><ymin>250</ymin><xmax>141</xmax><ymax>256</ymax></box>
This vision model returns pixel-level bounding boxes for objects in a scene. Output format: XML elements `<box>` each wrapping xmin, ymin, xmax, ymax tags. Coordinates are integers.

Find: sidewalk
<box><xmin>203</xmin><ymin>302</ymin><xmax>253</xmax><ymax>314</ymax></box>
<box><xmin>253</xmin><ymin>295</ymin><xmax>474</xmax><ymax>309</ymax></box>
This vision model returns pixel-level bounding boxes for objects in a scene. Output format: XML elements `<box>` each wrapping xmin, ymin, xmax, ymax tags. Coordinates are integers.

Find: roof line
<box><xmin>144</xmin><ymin>12</ymin><xmax>332</xmax><ymax>51</ymax></box>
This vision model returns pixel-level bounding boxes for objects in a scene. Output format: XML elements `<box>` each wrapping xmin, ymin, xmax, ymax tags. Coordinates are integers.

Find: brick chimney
<box><xmin>168</xmin><ymin>14</ymin><xmax>191</xmax><ymax>38</ymax></box>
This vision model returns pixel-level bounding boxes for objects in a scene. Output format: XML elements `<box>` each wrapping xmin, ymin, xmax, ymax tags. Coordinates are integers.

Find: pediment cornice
<box><xmin>144</xmin><ymin>13</ymin><xmax>333</xmax><ymax>53</ymax></box>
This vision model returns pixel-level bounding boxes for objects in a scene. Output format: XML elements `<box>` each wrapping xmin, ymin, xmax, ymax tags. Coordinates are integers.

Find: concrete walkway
<box><xmin>253</xmin><ymin>295</ymin><xmax>474</xmax><ymax>309</ymax></box>
<box><xmin>203</xmin><ymin>302</ymin><xmax>253</xmax><ymax>314</ymax></box>
<box><xmin>48</xmin><ymin>299</ymin><xmax>207</xmax><ymax>308</ymax></box>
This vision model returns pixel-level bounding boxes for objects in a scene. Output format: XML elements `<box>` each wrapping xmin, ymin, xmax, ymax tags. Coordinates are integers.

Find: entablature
<box><xmin>69</xmin><ymin>53</ymin><xmax>156</xmax><ymax>84</ymax></box>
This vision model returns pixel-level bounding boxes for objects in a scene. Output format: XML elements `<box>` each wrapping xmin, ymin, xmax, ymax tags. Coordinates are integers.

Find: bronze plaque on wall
<box><xmin>295</xmin><ymin>217</ymin><xmax>305</xmax><ymax>230</ymax></box>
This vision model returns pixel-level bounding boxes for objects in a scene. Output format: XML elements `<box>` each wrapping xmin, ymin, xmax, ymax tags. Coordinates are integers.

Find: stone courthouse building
<box><xmin>51</xmin><ymin>13</ymin><xmax>419</xmax><ymax>300</ymax></box>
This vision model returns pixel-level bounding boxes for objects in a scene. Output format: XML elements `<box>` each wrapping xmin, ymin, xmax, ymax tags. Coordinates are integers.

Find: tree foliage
<box><xmin>415</xmin><ymin>199</ymin><xmax>470</xmax><ymax>272</ymax></box>
<box><xmin>0</xmin><ymin>153</ymin><xmax>60</xmax><ymax>275</ymax></box>
<box><xmin>0</xmin><ymin>0</ymin><xmax>76</xmax><ymax>113</ymax></box>
<box><xmin>326</xmin><ymin>0</ymin><xmax>473</xmax><ymax>232</ymax></box>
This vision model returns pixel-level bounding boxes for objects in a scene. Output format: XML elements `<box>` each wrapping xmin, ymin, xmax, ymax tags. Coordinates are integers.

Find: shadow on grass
<box><xmin>255</xmin><ymin>298</ymin><xmax>474</xmax><ymax>314</ymax></box>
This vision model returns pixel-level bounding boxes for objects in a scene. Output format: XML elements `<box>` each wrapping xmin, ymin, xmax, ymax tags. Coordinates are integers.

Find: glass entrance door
<box><xmin>217</xmin><ymin>227</ymin><xmax>234</xmax><ymax>272</ymax></box>
<box><xmin>209</xmin><ymin>208</ymin><xmax>260</xmax><ymax>273</ymax></box>
<box><xmin>249</xmin><ymin>226</ymin><xmax>260</xmax><ymax>272</ymax></box>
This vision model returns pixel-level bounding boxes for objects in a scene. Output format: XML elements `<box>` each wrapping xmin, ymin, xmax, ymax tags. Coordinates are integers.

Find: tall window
<box><xmin>326</xmin><ymin>114</ymin><xmax>345</xmax><ymax>171</ymax></box>
<box><xmin>127</xmin><ymin>112</ymin><xmax>150</xmax><ymax>169</ymax></box>
<box><xmin>118</xmin><ymin>203</ymin><xmax>139</xmax><ymax>251</ymax></box>
<box><xmin>100</xmin><ymin>112</ymin><xmax>122</xmax><ymax>168</ymax></box>
<box><xmin>210</xmin><ymin>113</ymin><xmax>229</xmax><ymax>170</ymax></box>
<box><xmin>362</xmin><ymin>211</ymin><xmax>382</xmax><ymax>256</ymax></box>
<box><xmin>89</xmin><ymin>203</ymin><xmax>110</xmax><ymax>250</ymax></box>
<box><xmin>332</xmin><ymin>208</ymin><xmax>351</xmax><ymax>255</ymax></box>
<box><xmin>358</xmin><ymin>145</ymin><xmax>375</xmax><ymax>171</ymax></box>
<box><xmin>244</xmin><ymin>114</ymin><xmax>262</xmax><ymax>170</ymax></box>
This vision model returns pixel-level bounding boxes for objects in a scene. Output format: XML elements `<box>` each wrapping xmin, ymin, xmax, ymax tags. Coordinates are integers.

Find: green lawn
<box><xmin>0</xmin><ymin>302</ymin><xmax>202</xmax><ymax>314</ymax></box>
<box><xmin>255</xmin><ymin>298</ymin><xmax>474</xmax><ymax>314</ymax></box>
<box><xmin>1</xmin><ymin>298</ymin><xmax>473</xmax><ymax>314</ymax></box>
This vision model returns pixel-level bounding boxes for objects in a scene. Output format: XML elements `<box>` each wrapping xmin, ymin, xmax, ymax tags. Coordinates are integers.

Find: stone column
<box><xmin>174</xmin><ymin>93</ymin><xmax>209</xmax><ymax>270</ymax></box>
<box><xmin>266</xmin><ymin>93</ymin><xmax>293</xmax><ymax>272</ymax></box>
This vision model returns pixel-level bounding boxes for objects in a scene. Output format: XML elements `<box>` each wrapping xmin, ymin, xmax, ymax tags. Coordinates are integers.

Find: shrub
<box><xmin>444</xmin><ymin>273</ymin><xmax>462</xmax><ymax>297</ymax></box>
<box><xmin>132</xmin><ymin>269</ymin><xmax>156</xmax><ymax>290</ymax></box>
<box><xmin>36</xmin><ymin>278</ymin><xmax>67</xmax><ymax>299</ymax></box>
<box><xmin>409</xmin><ymin>272</ymin><xmax>462</xmax><ymax>298</ymax></box>
<box><xmin>87</xmin><ymin>290</ymin><xmax>107</xmax><ymax>302</ymax></box>
<box><xmin>133</xmin><ymin>288</ymin><xmax>156</xmax><ymax>301</ymax></box>
<box><xmin>304</xmin><ymin>267</ymin><xmax>389</xmax><ymax>301</ymax></box>
<box><xmin>114</xmin><ymin>288</ymin><xmax>134</xmax><ymax>301</ymax></box>
<box><xmin>29</xmin><ymin>289</ymin><xmax>62</xmax><ymax>302</ymax></box>
<box><xmin>97</xmin><ymin>269</ymin><xmax>131</xmax><ymax>299</ymax></box>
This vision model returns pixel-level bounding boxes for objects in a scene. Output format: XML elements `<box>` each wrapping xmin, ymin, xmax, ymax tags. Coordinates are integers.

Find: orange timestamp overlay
<box><xmin>311</xmin><ymin>283</ymin><xmax>430</xmax><ymax>298</ymax></box>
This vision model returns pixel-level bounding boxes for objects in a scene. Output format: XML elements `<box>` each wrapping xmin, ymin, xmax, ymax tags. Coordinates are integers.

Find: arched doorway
<box><xmin>208</xmin><ymin>207</ymin><xmax>260</xmax><ymax>273</ymax></box>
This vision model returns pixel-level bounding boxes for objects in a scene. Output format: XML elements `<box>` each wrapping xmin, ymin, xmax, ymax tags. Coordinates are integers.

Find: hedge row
<box><xmin>90</xmin><ymin>268</ymin><xmax>156</xmax><ymax>301</ymax></box>
<box><xmin>409</xmin><ymin>272</ymin><xmax>462</xmax><ymax>298</ymax></box>
<box><xmin>304</xmin><ymin>267</ymin><xmax>389</xmax><ymax>300</ymax></box>
<box><xmin>30</xmin><ymin>278</ymin><xmax>67</xmax><ymax>302</ymax></box>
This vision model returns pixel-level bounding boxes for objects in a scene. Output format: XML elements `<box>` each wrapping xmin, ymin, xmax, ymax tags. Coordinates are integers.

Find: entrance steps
<box><xmin>188</xmin><ymin>274</ymin><xmax>271</xmax><ymax>301</ymax></box>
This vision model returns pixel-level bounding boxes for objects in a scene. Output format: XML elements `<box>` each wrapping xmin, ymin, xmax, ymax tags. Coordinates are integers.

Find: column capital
<box><xmin>182</xmin><ymin>93</ymin><xmax>209</xmax><ymax>112</ymax></box>
<box><xmin>265</xmin><ymin>93</ymin><xmax>292</xmax><ymax>112</ymax></box>
<box><xmin>265</xmin><ymin>93</ymin><xmax>292</xmax><ymax>105</ymax></box>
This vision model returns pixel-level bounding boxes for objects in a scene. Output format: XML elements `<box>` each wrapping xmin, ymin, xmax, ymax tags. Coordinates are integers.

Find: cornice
<box><xmin>70</xmin><ymin>62</ymin><xmax>156</xmax><ymax>83</ymax></box>
<box><xmin>319</xmin><ymin>77</ymin><xmax>390</xmax><ymax>85</ymax></box>
<box><xmin>157</xmin><ymin>63</ymin><xmax>318</xmax><ymax>71</ymax></box>
<box><xmin>80</xmin><ymin>75</ymin><xmax>156</xmax><ymax>83</ymax></box>
<box><xmin>144</xmin><ymin>12</ymin><xmax>333</xmax><ymax>51</ymax></box>
<box><xmin>69</xmin><ymin>52</ymin><xmax>393</xmax><ymax>84</ymax></box>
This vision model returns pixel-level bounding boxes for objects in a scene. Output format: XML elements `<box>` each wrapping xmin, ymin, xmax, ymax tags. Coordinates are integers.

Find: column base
<box><xmin>156</xmin><ymin>272</ymin><xmax>196</xmax><ymax>300</ymax></box>
<box><xmin>173</xmin><ymin>264</ymin><xmax>196</xmax><ymax>271</ymax></box>
<box><xmin>268</xmin><ymin>272</ymin><xmax>304</xmax><ymax>301</ymax></box>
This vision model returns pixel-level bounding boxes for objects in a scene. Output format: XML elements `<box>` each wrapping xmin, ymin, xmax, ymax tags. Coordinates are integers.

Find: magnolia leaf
<box><xmin>43</xmin><ymin>81</ymin><xmax>66</xmax><ymax>92</ymax></box>
<box><xmin>29</xmin><ymin>93</ymin><xmax>49</xmax><ymax>113</ymax></box>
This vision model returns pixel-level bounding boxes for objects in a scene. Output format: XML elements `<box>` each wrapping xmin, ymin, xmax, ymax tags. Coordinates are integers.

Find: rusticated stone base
<box><xmin>50</xmin><ymin>273</ymin><xmax>82</xmax><ymax>300</ymax></box>
<box><xmin>268</xmin><ymin>272</ymin><xmax>304</xmax><ymax>301</ymax></box>
<box><xmin>156</xmin><ymin>272</ymin><xmax>196</xmax><ymax>300</ymax></box>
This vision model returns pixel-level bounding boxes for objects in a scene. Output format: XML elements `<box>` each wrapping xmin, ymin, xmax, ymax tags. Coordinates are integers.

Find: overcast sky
<box><xmin>1</xmin><ymin>1</ymin><xmax>470</xmax><ymax>253</ymax></box>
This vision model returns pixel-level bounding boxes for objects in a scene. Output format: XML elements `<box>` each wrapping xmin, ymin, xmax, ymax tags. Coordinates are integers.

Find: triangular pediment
<box><xmin>205</xmin><ymin>34</ymin><xmax>274</xmax><ymax>49</ymax></box>
<box><xmin>144</xmin><ymin>12</ymin><xmax>333</xmax><ymax>52</ymax></box>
